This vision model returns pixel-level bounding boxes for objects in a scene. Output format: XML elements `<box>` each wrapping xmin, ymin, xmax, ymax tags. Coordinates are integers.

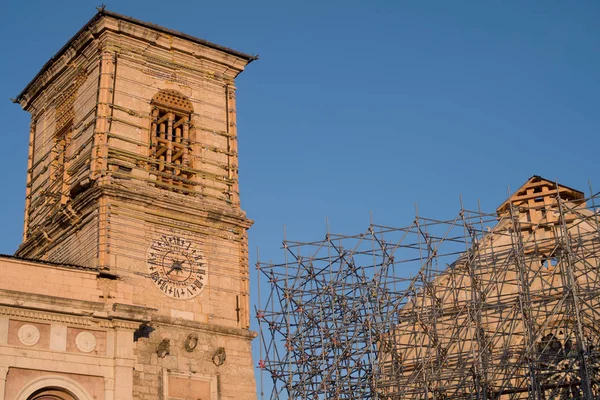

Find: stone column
<box><xmin>104</xmin><ymin>376</ymin><xmax>115</xmax><ymax>400</ymax></box>
<box><xmin>113</xmin><ymin>327</ymin><xmax>134</xmax><ymax>400</ymax></box>
<box><xmin>0</xmin><ymin>366</ymin><xmax>8</xmax><ymax>400</ymax></box>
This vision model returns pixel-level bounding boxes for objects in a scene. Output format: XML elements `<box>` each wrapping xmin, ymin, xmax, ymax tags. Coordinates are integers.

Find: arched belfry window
<box><xmin>150</xmin><ymin>90</ymin><xmax>194</xmax><ymax>189</ymax></box>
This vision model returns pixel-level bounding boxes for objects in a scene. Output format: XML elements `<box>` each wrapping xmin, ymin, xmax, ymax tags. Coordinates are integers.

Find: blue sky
<box><xmin>1</xmin><ymin>0</ymin><xmax>599</xmax><ymax>395</ymax></box>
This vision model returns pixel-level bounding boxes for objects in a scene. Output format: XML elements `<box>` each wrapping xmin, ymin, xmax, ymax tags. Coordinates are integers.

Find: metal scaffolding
<box><xmin>257</xmin><ymin>178</ymin><xmax>600</xmax><ymax>399</ymax></box>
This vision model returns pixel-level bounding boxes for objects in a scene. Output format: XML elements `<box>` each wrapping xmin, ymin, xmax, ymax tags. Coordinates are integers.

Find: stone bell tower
<box><xmin>13</xmin><ymin>8</ymin><xmax>257</xmax><ymax>400</ymax></box>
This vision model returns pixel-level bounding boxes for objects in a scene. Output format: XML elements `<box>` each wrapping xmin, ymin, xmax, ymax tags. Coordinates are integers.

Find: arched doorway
<box><xmin>535</xmin><ymin>323</ymin><xmax>600</xmax><ymax>399</ymax></box>
<box><xmin>14</xmin><ymin>376</ymin><xmax>92</xmax><ymax>400</ymax></box>
<box><xmin>28</xmin><ymin>388</ymin><xmax>77</xmax><ymax>400</ymax></box>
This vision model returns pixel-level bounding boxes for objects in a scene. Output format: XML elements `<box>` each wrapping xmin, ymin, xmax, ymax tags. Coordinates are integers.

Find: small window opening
<box><xmin>541</xmin><ymin>255</ymin><xmax>559</xmax><ymax>268</ymax></box>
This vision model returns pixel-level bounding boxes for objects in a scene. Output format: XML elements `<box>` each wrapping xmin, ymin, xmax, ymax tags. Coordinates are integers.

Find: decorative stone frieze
<box><xmin>0</xmin><ymin>307</ymin><xmax>92</xmax><ymax>327</ymax></box>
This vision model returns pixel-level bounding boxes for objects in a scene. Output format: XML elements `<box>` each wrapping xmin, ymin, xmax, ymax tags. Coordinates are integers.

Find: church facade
<box><xmin>1</xmin><ymin>9</ymin><xmax>257</xmax><ymax>400</ymax></box>
<box><xmin>379</xmin><ymin>177</ymin><xmax>600</xmax><ymax>399</ymax></box>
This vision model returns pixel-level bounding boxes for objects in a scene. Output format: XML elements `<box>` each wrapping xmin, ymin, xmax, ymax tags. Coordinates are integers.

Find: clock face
<box><xmin>147</xmin><ymin>235</ymin><xmax>206</xmax><ymax>299</ymax></box>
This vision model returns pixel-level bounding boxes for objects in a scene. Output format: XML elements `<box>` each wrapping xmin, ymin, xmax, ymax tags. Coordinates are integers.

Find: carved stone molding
<box><xmin>13</xmin><ymin>375</ymin><xmax>94</xmax><ymax>400</ymax></box>
<box><xmin>104</xmin><ymin>376</ymin><xmax>115</xmax><ymax>390</ymax></box>
<box><xmin>98</xmin><ymin>320</ymin><xmax>142</xmax><ymax>330</ymax></box>
<box><xmin>0</xmin><ymin>288</ymin><xmax>104</xmax><ymax>312</ymax></box>
<box><xmin>152</xmin><ymin>314</ymin><xmax>257</xmax><ymax>340</ymax></box>
<box><xmin>0</xmin><ymin>307</ymin><xmax>92</xmax><ymax>327</ymax></box>
<box><xmin>0</xmin><ymin>306</ymin><xmax>148</xmax><ymax>331</ymax></box>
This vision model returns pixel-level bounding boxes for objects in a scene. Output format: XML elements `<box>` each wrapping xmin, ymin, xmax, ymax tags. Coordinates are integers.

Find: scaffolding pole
<box><xmin>257</xmin><ymin>184</ymin><xmax>600</xmax><ymax>400</ymax></box>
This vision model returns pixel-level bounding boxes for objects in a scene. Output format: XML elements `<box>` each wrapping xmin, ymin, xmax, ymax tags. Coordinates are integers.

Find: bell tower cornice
<box><xmin>14</xmin><ymin>9</ymin><xmax>257</xmax><ymax>110</ymax></box>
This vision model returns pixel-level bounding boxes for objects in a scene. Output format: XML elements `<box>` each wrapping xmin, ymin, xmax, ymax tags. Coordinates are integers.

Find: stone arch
<box><xmin>532</xmin><ymin>315</ymin><xmax>600</xmax><ymax>398</ymax></box>
<box><xmin>14</xmin><ymin>375</ymin><xmax>93</xmax><ymax>400</ymax></box>
<box><xmin>28</xmin><ymin>388</ymin><xmax>76</xmax><ymax>400</ymax></box>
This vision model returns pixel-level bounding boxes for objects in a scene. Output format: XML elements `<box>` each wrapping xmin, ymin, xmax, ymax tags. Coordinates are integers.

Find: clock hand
<box><xmin>166</xmin><ymin>260</ymin><xmax>184</xmax><ymax>276</ymax></box>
